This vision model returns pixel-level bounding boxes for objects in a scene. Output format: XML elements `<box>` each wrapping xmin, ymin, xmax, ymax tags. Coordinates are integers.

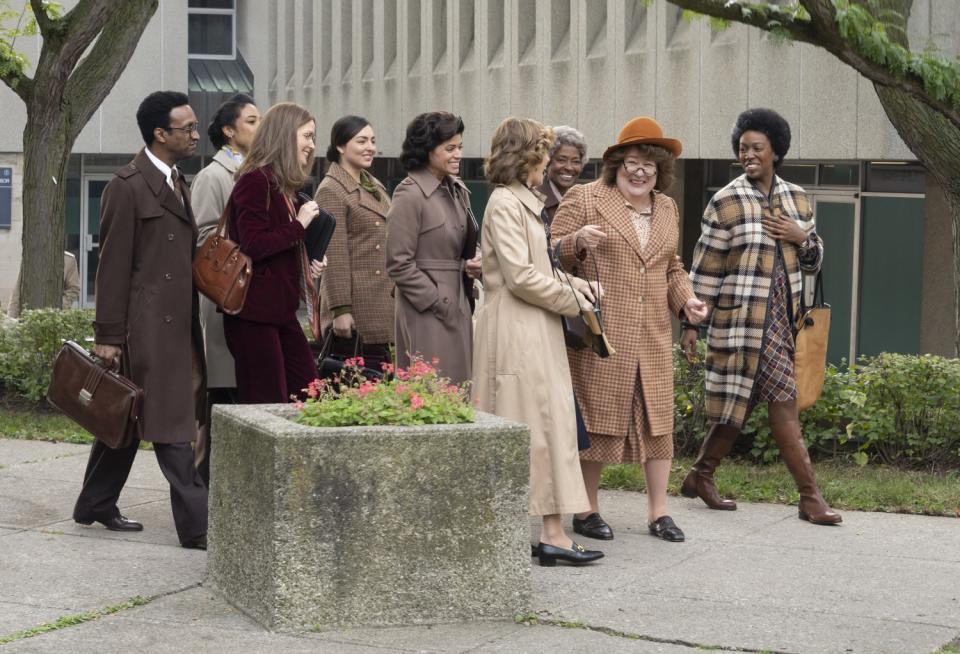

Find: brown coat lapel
<box><xmin>593</xmin><ymin>182</ymin><xmax>643</xmax><ymax>259</ymax></box>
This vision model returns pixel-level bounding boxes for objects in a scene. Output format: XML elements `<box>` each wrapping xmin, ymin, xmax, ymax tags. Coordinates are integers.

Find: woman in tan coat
<box><xmin>386</xmin><ymin>112</ymin><xmax>480</xmax><ymax>385</ymax></box>
<box><xmin>552</xmin><ymin>117</ymin><xmax>708</xmax><ymax>543</ymax></box>
<box><xmin>474</xmin><ymin>117</ymin><xmax>603</xmax><ymax>567</ymax></box>
<box><xmin>190</xmin><ymin>93</ymin><xmax>260</xmax><ymax>483</ymax></box>
<box><xmin>316</xmin><ymin>115</ymin><xmax>392</xmax><ymax>370</ymax></box>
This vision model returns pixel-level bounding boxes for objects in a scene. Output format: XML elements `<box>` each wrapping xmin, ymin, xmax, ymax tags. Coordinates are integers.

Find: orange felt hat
<box><xmin>602</xmin><ymin>117</ymin><xmax>683</xmax><ymax>160</ymax></box>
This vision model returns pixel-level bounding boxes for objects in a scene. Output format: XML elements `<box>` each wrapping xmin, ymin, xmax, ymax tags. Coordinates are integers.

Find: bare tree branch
<box><xmin>28</xmin><ymin>0</ymin><xmax>57</xmax><ymax>39</ymax></box>
<box><xmin>64</xmin><ymin>0</ymin><xmax>158</xmax><ymax>138</ymax></box>
<box><xmin>666</xmin><ymin>0</ymin><xmax>960</xmax><ymax>130</ymax></box>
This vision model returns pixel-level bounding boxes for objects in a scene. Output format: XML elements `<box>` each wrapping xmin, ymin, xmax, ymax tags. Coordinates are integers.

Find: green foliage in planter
<box><xmin>0</xmin><ymin>309</ymin><xmax>94</xmax><ymax>401</ymax></box>
<box><xmin>673</xmin><ymin>345</ymin><xmax>960</xmax><ymax>469</ymax></box>
<box><xmin>296</xmin><ymin>357</ymin><xmax>474</xmax><ymax>427</ymax></box>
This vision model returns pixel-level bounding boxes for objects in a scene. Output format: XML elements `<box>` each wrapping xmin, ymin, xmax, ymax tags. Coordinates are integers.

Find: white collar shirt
<box><xmin>144</xmin><ymin>147</ymin><xmax>179</xmax><ymax>191</ymax></box>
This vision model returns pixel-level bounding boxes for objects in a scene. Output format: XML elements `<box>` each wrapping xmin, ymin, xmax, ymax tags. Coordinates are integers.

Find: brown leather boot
<box><xmin>680</xmin><ymin>425</ymin><xmax>738</xmax><ymax>510</ymax></box>
<box><xmin>771</xmin><ymin>419</ymin><xmax>842</xmax><ymax>525</ymax></box>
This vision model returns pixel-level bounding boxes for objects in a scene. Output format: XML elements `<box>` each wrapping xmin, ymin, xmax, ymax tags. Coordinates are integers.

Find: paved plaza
<box><xmin>1</xmin><ymin>438</ymin><xmax>958</xmax><ymax>653</ymax></box>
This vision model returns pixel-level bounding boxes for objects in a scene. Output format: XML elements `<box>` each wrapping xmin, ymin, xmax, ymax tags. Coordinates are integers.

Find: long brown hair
<box><xmin>237</xmin><ymin>102</ymin><xmax>314</xmax><ymax>193</ymax></box>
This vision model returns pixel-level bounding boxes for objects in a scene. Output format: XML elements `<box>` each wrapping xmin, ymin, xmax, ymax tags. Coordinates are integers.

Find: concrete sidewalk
<box><xmin>1</xmin><ymin>438</ymin><xmax>957</xmax><ymax>653</ymax></box>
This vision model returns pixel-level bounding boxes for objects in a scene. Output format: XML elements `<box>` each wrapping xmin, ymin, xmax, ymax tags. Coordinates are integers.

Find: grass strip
<box><xmin>515</xmin><ymin>613</ymin><xmax>786</xmax><ymax>653</ymax></box>
<box><xmin>601</xmin><ymin>459</ymin><xmax>960</xmax><ymax>517</ymax></box>
<box><xmin>0</xmin><ymin>406</ymin><xmax>94</xmax><ymax>445</ymax></box>
<box><xmin>0</xmin><ymin>596</ymin><xmax>150</xmax><ymax>645</ymax></box>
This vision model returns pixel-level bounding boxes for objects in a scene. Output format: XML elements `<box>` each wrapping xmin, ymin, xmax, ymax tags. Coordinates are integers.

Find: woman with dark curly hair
<box><xmin>680</xmin><ymin>108</ymin><xmax>841</xmax><ymax>526</ymax></box>
<box><xmin>385</xmin><ymin>111</ymin><xmax>479</xmax><ymax>384</ymax></box>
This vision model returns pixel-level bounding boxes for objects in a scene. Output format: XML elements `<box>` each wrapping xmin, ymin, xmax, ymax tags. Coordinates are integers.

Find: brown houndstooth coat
<box><xmin>552</xmin><ymin>180</ymin><xmax>695</xmax><ymax>438</ymax></box>
<box><xmin>316</xmin><ymin>162</ymin><xmax>394</xmax><ymax>345</ymax></box>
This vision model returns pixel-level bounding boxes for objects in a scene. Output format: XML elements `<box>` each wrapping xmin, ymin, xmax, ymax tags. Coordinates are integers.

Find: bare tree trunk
<box><xmin>19</xmin><ymin>112</ymin><xmax>70</xmax><ymax>312</ymax></box>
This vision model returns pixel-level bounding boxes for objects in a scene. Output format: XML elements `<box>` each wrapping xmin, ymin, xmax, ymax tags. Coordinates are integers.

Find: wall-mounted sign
<box><xmin>0</xmin><ymin>167</ymin><xmax>11</xmax><ymax>230</ymax></box>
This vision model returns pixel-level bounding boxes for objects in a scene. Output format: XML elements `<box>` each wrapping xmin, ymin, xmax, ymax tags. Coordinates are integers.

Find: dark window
<box><xmin>864</xmin><ymin>162</ymin><xmax>926</xmax><ymax>194</ymax></box>
<box><xmin>188</xmin><ymin>0</ymin><xmax>235</xmax><ymax>58</ymax></box>
<box><xmin>818</xmin><ymin>163</ymin><xmax>860</xmax><ymax>187</ymax></box>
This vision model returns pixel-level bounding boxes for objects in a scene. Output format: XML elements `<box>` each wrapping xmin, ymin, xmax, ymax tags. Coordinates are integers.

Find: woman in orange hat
<box><xmin>551</xmin><ymin>117</ymin><xmax>708</xmax><ymax>542</ymax></box>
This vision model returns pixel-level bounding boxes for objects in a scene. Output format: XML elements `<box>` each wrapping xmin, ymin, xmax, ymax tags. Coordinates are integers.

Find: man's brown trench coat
<box><xmin>93</xmin><ymin>149</ymin><xmax>205</xmax><ymax>443</ymax></box>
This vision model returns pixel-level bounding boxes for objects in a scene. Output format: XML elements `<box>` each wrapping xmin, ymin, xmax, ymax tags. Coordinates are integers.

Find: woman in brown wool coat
<box><xmin>385</xmin><ymin>111</ymin><xmax>481</xmax><ymax>385</ymax></box>
<box><xmin>316</xmin><ymin>115</ymin><xmax>393</xmax><ymax>370</ymax></box>
<box><xmin>551</xmin><ymin>117</ymin><xmax>708</xmax><ymax>543</ymax></box>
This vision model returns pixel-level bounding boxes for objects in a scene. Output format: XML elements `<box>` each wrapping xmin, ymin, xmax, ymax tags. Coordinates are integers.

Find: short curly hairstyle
<box><xmin>549</xmin><ymin>125</ymin><xmax>587</xmax><ymax>161</ymax></box>
<box><xmin>484</xmin><ymin>118</ymin><xmax>555</xmax><ymax>186</ymax></box>
<box><xmin>601</xmin><ymin>144</ymin><xmax>675</xmax><ymax>192</ymax></box>
<box><xmin>399</xmin><ymin>111</ymin><xmax>465</xmax><ymax>172</ymax></box>
<box><xmin>731</xmin><ymin>108</ymin><xmax>791</xmax><ymax>169</ymax></box>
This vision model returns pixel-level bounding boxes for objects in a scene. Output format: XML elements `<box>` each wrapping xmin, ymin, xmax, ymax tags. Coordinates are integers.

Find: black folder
<box><xmin>298</xmin><ymin>192</ymin><xmax>336</xmax><ymax>262</ymax></box>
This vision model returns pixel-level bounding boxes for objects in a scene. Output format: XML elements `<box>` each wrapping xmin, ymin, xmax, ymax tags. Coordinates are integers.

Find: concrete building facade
<box><xmin>1</xmin><ymin>0</ymin><xmax>957</xmax><ymax>360</ymax></box>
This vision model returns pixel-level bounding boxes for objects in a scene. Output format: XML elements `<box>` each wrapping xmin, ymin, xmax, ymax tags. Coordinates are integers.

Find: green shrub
<box><xmin>672</xmin><ymin>345</ymin><xmax>960</xmax><ymax>469</ymax></box>
<box><xmin>0</xmin><ymin>309</ymin><xmax>94</xmax><ymax>401</ymax></box>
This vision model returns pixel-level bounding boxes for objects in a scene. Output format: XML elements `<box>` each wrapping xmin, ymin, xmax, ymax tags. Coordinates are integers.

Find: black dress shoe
<box><xmin>536</xmin><ymin>541</ymin><xmax>604</xmax><ymax>567</ymax></box>
<box><xmin>647</xmin><ymin>515</ymin><xmax>685</xmax><ymax>542</ymax></box>
<box><xmin>182</xmin><ymin>535</ymin><xmax>207</xmax><ymax>550</ymax></box>
<box><xmin>572</xmin><ymin>512</ymin><xmax>614</xmax><ymax>540</ymax></box>
<box><xmin>76</xmin><ymin>514</ymin><xmax>143</xmax><ymax>532</ymax></box>
<box><xmin>531</xmin><ymin>544</ymin><xmax>539</xmax><ymax>557</ymax></box>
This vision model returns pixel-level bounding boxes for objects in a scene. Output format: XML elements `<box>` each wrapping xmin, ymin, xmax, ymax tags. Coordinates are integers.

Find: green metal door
<box><xmin>811</xmin><ymin>198</ymin><xmax>857</xmax><ymax>364</ymax></box>
<box><xmin>857</xmin><ymin>195</ymin><xmax>925</xmax><ymax>357</ymax></box>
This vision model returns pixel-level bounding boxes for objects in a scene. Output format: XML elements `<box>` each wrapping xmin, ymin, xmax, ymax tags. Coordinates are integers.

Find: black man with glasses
<box><xmin>72</xmin><ymin>91</ymin><xmax>209</xmax><ymax>550</ymax></box>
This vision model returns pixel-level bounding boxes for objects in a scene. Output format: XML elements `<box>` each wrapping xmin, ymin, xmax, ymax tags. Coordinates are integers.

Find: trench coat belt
<box><xmin>415</xmin><ymin>258</ymin><xmax>464</xmax><ymax>272</ymax></box>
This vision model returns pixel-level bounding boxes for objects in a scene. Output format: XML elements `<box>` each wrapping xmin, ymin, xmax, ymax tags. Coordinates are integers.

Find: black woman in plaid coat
<box><xmin>681</xmin><ymin>108</ymin><xmax>841</xmax><ymax>526</ymax></box>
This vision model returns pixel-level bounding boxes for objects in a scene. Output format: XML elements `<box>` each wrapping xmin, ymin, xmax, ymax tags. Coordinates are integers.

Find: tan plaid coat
<box><xmin>552</xmin><ymin>180</ymin><xmax>695</xmax><ymax>438</ymax></box>
<box><xmin>315</xmin><ymin>163</ymin><xmax>394</xmax><ymax>345</ymax></box>
<box><xmin>689</xmin><ymin>174</ymin><xmax>822</xmax><ymax>429</ymax></box>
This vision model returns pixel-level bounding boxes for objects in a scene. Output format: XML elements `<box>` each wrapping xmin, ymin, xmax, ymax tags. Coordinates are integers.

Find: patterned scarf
<box><xmin>283</xmin><ymin>195</ymin><xmax>320</xmax><ymax>340</ymax></box>
<box><xmin>358</xmin><ymin>169</ymin><xmax>382</xmax><ymax>201</ymax></box>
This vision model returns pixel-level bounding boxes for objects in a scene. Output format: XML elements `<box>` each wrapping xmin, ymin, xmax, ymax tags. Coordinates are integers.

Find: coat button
<box><xmin>375</xmin><ymin>270</ymin><xmax>381</xmax><ymax>275</ymax></box>
<box><xmin>442</xmin><ymin>297</ymin><xmax>449</xmax><ymax>304</ymax></box>
<box><xmin>167</xmin><ymin>233</ymin><xmax>174</xmax><ymax>241</ymax></box>
<box><xmin>164</xmin><ymin>273</ymin><xmax>172</xmax><ymax>280</ymax></box>
<box><xmin>375</xmin><ymin>222</ymin><xmax>382</xmax><ymax>227</ymax></box>
<box><xmin>164</xmin><ymin>315</ymin><xmax>173</xmax><ymax>323</ymax></box>
<box><xmin>640</xmin><ymin>266</ymin><xmax>646</xmax><ymax>274</ymax></box>
<box><xmin>375</xmin><ymin>244</ymin><xmax>381</xmax><ymax>250</ymax></box>
<box><xmin>638</xmin><ymin>297</ymin><xmax>644</xmax><ymax>304</ymax></box>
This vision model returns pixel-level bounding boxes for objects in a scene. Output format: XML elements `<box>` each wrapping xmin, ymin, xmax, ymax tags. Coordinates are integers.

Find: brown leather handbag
<box><xmin>795</xmin><ymin>272</ymin><xmax>830</xmax><ymax>411</ymax></box>
<box><xmin>46</xmin><ymin>341</ymin><xmax>144</xmax><ymax>449</ymax></box>
<box><xmin>192</xmin><ymin>199</ymin><xmax>252</xmax><ymax>315</ymax></box>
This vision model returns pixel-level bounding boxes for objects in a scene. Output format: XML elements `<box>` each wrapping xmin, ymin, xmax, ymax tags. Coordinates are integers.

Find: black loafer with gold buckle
<box><xmin>536</xmin><ymin>541</ymin><xmax>604</xmax><ymax>566</ymax></box>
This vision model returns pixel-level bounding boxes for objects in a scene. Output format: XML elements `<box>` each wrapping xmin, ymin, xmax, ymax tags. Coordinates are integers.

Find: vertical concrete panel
<box><xmin>798</xmin><ymin>46</ymin><xmax>858</xmax><ymax>159</ymax></box>
<box><xmin>855</xmin><ymin>77</ymin><xmax>912</xmax><ymax>160</ymax></box>
<box><xmin>698</xmin><ymin>23</ymin><xmax>748</xmax><ymax>159</ymax></box>
<box><xmin>337</xmin><ymin>0</ymin><xmax>359</xmax><ymax>126</ymax></box>
<box><xmin>655</xmin><ymin>3</ymin><xmax>699</xmax><ymax>159</ymax></box>
<box><xmin>317</xmin><ymin>0</ymin><xmax>340</xmax><ymax>141</ymax></box>
<box><xmin>577</xmin><ymin>0</ymin><xmax>616</xmax><ymax>154</ymax></box>
<box><xmin>381</xmin><ymin>1</ymin><xmax>404</xmax><ymax>157</ymax></box>
<box><xmin>747</xmin><ymin>31</ymin><xmax>801</xmax><ymax>131</ymax></box>
<box><xmin>541</xmin><ymin>0</ymin><xmax>579</xmax><ymax>137</ymax></box>
<box><xmin>401</xmin><ymin>0</ymin><xmax>426</xmax><ymax>121</ymax></box>
<box><xmin>509</xmin><ymin>0</ymin><xmax>541</xmax><ymax>120</ymax></box>
<box><xmin>238</xmin><ymin>0</ymin><xmax>272</xmax><ymax>110</ymax></box>
<box><xmin>423</xmin><ymin>0</ymin><xmax>455</xmax><ymax>117</ymax></box>
<box><xmin>614</xmin><ymin>0</ymin><xmax>656</xmax><ymax>136</ymax></box>
<box><xmin>479</xmin><ymin>0</ymin><xmax>510</xmax><ymax>157</ymax></box>
<box><xmin>453</xmin><ymin>0</ymin><xmax>483</xmax><ymax>157</ymax></box>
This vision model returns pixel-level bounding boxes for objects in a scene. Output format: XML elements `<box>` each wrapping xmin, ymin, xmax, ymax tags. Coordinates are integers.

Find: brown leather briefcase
<box><xmin>46</xmin><ymin>341</ymin><xmax>144</xmax><ymax>449</ymax></box>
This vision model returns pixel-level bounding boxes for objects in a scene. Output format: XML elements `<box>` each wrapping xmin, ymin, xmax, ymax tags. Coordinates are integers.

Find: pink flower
<box><xmin>431</xmin><ymin>356</ymin><xmax>440</xmax><ymax>366</ymax></box>
<box><xmin>381</xmin><ymin>362</ymin><xmax>394</xmax><ymax>374</ymax></box>
<box><xmin>294</xmin><ymin>400</ymin><xmax>305</xmax><ymax>410</ymax></box>
<box><xmin>394</xmin><ymin>383</ymin><xmax>409</xmax><ymax>395</ymax></box>
<box><xmin>396</xmin><ymin>369</ymin><xmax>409</xmax><ymax>381</ymax></box>
<box><xmin>410</xmin><ymin>392</ymin><xmax>424</xmax><ymax>410</ymax></box>
<box><xmin>355</xmin><ymin>356</ymin><xmax>365</xmax><ymax>367</ymax></box>
<box><xmin>305</xmin><ymin>379</ymin><xmax>321</xmax><ymax>399</ymax></box>
<box><xmin>358</xmin><ymin>381</ymin><xmax>376</xmax><ymax>396</ymax></box>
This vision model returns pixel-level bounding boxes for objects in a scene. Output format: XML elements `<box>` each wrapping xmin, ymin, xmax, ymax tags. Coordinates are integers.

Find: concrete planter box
<box><xmin>207</xmin><ymin>404</ymin><xmax>531</xmax><ymax>632</ymax></box>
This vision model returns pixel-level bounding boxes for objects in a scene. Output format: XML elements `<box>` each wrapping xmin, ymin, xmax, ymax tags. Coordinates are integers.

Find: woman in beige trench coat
<box><xmin>386</xmin><ymin>112</ymin><xmax>480</xmax><ymax>385</ymax></box>
<box><xmin>473</xmin><ymin>117</ymin><xmax>603</xmax><ymax>567</ymax></box>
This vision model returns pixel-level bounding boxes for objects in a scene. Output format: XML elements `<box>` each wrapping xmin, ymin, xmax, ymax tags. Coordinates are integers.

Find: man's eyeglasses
<box><xmin>165</xmin><ymin>123</ymin><xmax>201</xmax><ymax>135</ymax></box>
<box><xmin>622</xmin><ymin>161</ymin><xmax>658</xmax><ymax>177</ymax></box>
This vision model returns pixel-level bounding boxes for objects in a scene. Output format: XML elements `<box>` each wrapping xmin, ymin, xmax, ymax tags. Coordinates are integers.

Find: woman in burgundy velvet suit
<box><xmin>223</xmin><ymin>102</ymin><xmax>325</xmax><ymax>403</ymax></box>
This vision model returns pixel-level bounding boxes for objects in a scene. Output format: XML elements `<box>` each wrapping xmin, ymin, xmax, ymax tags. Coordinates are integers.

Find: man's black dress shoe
<box><xmin>572</xmin><ymin>512</ymin><xmax>614</xmax><ymax>540</ymax></box>
<box><xmin>535</xmin><ymin>541</ymin><xmax>604</xmax><ymax>567</ymax></box>
<box><xmin>182</xmin><ymin>535</ymin><xmax>207</xmax><ymax>550</ymax></box>
<box><xmin>75</xmin><ymin>514</ymin><xmax>143</xmax><ymax>532</ymax></box>
<box><xmin>648</xmin><ymin>515</ymin><xmax>685</xmax><ymax>542</ymax></box>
